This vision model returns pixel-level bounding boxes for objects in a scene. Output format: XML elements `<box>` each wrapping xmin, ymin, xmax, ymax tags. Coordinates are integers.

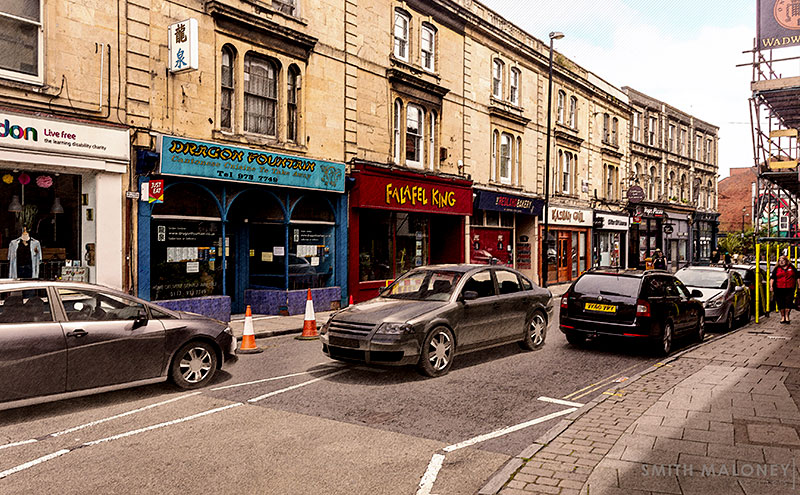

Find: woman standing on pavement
<box><xmin>771</xmin><ymin>255</ymin><xmax>798</xmax><ymax>324</ymax></box>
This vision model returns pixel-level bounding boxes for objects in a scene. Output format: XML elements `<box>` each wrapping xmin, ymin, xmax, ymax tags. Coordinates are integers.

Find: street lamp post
<box><xmin>541</xmin><ymin>31</ymin><xmax>564</xmax><ymax>288</ymax></box>
<box><xmin>741</xmin><ymin>206</ymin><xmax>748</xmax><ymax>232</ymax></box>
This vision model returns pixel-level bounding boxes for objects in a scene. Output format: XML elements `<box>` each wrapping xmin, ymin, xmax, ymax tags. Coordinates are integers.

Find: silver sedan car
<box><xmin>675</xmin><ymin>266</ymin><xmax>751</xmax><ymax>331</ymax></box>
<box><xmin>321</xmin><ymin>265</ymin><xmax>553</xmax><ymax>377</ymax></box>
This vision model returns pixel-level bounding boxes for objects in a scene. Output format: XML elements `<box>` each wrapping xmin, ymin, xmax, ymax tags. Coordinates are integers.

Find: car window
<box><xmin>462</xmin><ymin>270</ymin><xmax>495</xmax><ymax>298</ymax></box>
<box><xmin>519</xmin><ymin>275</ymin><xmax>533</xmax><ymax>291</ymax></box>
<box><xmin>384</xmin><ymin>270</ymin><xmax>463</xmax><ymax>301</ymax></box>
<box><xmin>0</xmin><ymin>289</ymin><xmax>52</xmax><ymax>323</ymax></box>
<box><xmin>642</xmin><ymin>277</ymin><xmax>666</xmax><ymax>298</ymax></box>
<box><xmin>150</xmin><ymin>307</ymin><xmax>176</xmax><ymax>319</ymax></box>
<box><xmin>573</xmin><ymin>274</ymin><xmax>640</xmax><ymax>297</ymax></box>
<box><xmin>59</xmin><ymin>289</ymin><xmax>146</xmax><ymax>322</ymax></box>
<box><xmin>674</xmin><ymin>280</ymin><xmax>691</xmax><ymax>299</ymax></box>
<box><xmin>664</xmin><ymin>277</ymin><xmax>679</xmax><ymax>297</ymax></box>
<box><xmin>675</xmin><ymin>269</ymin><xmax>728</xmax><ymax>289</ymax></box>
<box><xmin>496</xmin><ymin>270</ymin><xmax>521</xmax><ymax>294</ymax></box>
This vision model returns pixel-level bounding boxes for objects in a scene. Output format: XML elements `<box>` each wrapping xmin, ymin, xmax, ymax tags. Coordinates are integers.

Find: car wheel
<box><xmin>723</xmin><ymin>310</ymin><xmax>734</xmax><ymax>332</ymax></box>
<box><xmin>656</xmin><ymin>321</ymin><xmax>673</xmax><ymax>356</ymax></box>
<box><xmin>694</xmin><ymin>316</ymin><xmax>705</xmax><ymax>343</ymax></box>
<box><xmin>417</xmin><ymin>326</ymin><xmax>455</xmax><ymax>377</ymax></box>
<box><xmin>565</xmin><ymin>332</ymin><xmax>586</xmax><ymax>347</ymax></box>
<box><xmin>520</xmin><ymin>311</ymin><xmax>547</xmax><ymax>351</ymax></box>
<box><xmin>170</xmin><ymin>341</ymin><xmax>218</xmax><ymax>389</ymax></box>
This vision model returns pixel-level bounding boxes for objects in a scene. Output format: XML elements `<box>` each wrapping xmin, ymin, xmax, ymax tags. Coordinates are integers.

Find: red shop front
<box><xmin>348</xmin><ymin>163</ymin><xmax>473</xmax><ymax>302</ymax></box>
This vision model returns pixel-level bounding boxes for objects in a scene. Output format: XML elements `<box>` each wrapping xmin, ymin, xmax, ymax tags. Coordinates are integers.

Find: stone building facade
<box><xmin>623</xmin><ymin>87</ymin><xmax>720</xmax><ymax>269</ymax></box>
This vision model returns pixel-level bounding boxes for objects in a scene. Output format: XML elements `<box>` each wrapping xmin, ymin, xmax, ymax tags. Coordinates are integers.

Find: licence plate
<box><xmin>585</xmin><ymin>303</ymin><xmax>616</xmax><ymax>313</ymax></box>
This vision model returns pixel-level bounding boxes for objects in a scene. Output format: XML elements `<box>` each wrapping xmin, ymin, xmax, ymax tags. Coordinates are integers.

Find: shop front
<box><xmin>541</xmin><ymin>206</ymin><xmax>592</xmax><ymax>285</ymax></box>
<box><xmin>593</xmin><ymin>211</ymin><xmax>629</xmax><ymax>269</ymax></box>
<box><xmin>692</xmin><ymin>212</ymin><xmax>719</xmax><ymax>264</ymax></box>
<box><xmin>0</xmin><ymin>110</ymin><xmax>129</xmax><ymax>288</ymax></box>
<box><xmin>470</xmin><ymin>189</ymin><xmax>543</xmax><ymax>280</ymax></box>
<box><xmin>137</xmin><ymin>135</ymin><xmax>347</xmax><ymax>320</ymax></box>
<box><xmin>348</xmin><ymin>162</ymin><xmax>472</xmax><ymax>302</ymax></box>
<box><xmin>664</xmin><ymin>211</ymin><xmax>691</xmax><ymax>271</ymax></box>
<box><xmin>631</xmin><ymin>205</ymin><xmax>664</xmax><ymax>269</ymax></box>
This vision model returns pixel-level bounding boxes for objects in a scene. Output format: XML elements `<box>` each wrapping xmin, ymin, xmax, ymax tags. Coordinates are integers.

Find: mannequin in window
<box><xmin>8</xmin><ymin>228</ymin><xmax>42</xmax><ymax>279</ymax></box>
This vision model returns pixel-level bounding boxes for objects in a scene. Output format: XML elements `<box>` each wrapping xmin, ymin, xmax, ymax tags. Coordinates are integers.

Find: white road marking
<box><xmin>247</xmin><ymin>369</ymin><xmax>348</xmax><ymax>403</ymax></box>
<box><xmin>416</xmin><ymin>453</ymin><xmax>445</xmax><ymax>495</ymax></box>
<box><xmin>50</xmin><ymin>392</ymin><xmax>203</xmax><ymax>437</ymax></box>
<box><xmin>83</xmin><ymin>402</ymin><xmax>243</xmax><ymax>446</ymax></box>
<box><xmin>0</xmin><ymin>438</ymin><xmax>38</xmax><ymax>451</ymax></box>
<box><xmin>0</xmin><ymin>449</ymin><xmax>70</xmax><ymax>479</ymax></box>
<box><xmin>537</xmin><ymin>396</ymin><xmax>584</xmax><ymax>408</ymax></box>
<box><xmin>210</xmin><ymin>371</ymin><xmax>313</xmax><ymax>391</ymax></box>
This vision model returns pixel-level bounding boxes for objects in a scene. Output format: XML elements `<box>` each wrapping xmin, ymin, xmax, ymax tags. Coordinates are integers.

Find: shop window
<box><xmin>359</xmin><ymin>210</ymin><xmax>393</xmax><ymax>282</ymax></box>
<box><xmin>510</xmin><ymin>68</ymin><xmax>520</xmax><ymax>105</ymax></box>
<box><xmin>287</xmin><ymin>65</ymin><xmax>300</xmax><ymax>143</ymax></box>
<box><xmin>244</xmin><ymin>53</ymin><xmax>278</xmax><ymax>136</ymax></box>
<box><xmin>500</xmin><ymin>212</ymin><xmax>514</xmax><ymax>228</ymax></box>
<box><xmin>569</xmin><ymin>96</ymin><xmax>577</xmax><ymax>128</ymax></box>
<box><xmin>492</xmin><ymin>59</ymin><xmax>504</xmax><ymax>99</ymax></box>
<box><xmin>394</xmin><ymin>213</ymin><xmax>428</xmax><ymax>275</ymax></box>
<box><xmin>0</xmin><ymin>0</ymin><xmax>42</xmax><ymax>83</ymax></box>
<box><xmin>152</xmin><ymin>183</ymin><xmax>221</xmax><ymax>218</ymax></box>
<box><xmin>499</xmin><ymin>133</ymin><xmax>512</xmax><ymax>184</ymax></box>
<box><xmin>406</xmin><ymin>104</ymin><xmax>424</xmax><ymax>168</ymax></box>
<box><xmin>557</xmin><ymin>91</ymin><xmax>565</xmax><ymax>124</ymax></box>
<box><xmin>485</xmin><ymin>210</ymin><xmax>500</xmax><ymax>227</ymax></box>
<box><xmin>421</xmin><ymin>23</ymin><xmax>436</xmax><ymax>72</ymax></box>
<box><xmin>394</xmin><ymin>9</ymin><xmax>410</xmax><ymax>61</ymax></box>
<box><xmin>288</xmin><ymin>196</ymin><xmax>335</xmax><ymax>289</ymax></box>
<box><xmin>220</xmin><ymin>45</ymin><xmax>235</xmax><ymax>131</ymax></box>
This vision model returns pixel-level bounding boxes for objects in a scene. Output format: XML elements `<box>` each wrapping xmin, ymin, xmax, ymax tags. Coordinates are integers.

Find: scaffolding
<box><xmin>746</xmin><ymin>43</ymin><xmax>800</xmax><ymax>322</ymax></box>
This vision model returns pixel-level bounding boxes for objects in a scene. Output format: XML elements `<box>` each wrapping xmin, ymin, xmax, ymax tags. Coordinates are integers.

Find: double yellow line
<box><xmin>562</xmin><ymin>362</ymin><xmax>642</xmax><ymax>401</ymax></box>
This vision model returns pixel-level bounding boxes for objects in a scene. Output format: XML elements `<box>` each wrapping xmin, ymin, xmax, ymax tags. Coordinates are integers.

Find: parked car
<box><xmin>730</xmin><ymin>264</ymin><xmax>768</xmax><ymax>315</ymax></box>
<box><xmin>0</xmin><ymin>280</ymin><xmax>237</xmax><ymax>411</ymax></box>
<box><xmin>320</xmin><ymin>265</ymin><xmax>552</xmax><ymax>377</ymax></box>
<box><xmin>559</xmin><ymin>269</ymin><xmax>704</xmax><ymax>355</ymax></box>
<box><xmin>674</xmin><ymin>266</ymin><xmax>751</xmax><ymax>331</ymax></box>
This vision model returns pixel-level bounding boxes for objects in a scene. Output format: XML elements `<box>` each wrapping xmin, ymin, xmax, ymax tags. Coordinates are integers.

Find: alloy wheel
<box><xmin>662</xmin><ymin>323</ymin><xmax>673</xmax><ymax>355</ymax></box>
<box><xmin>179</xmin><ymin>346</ymin><xmax>213</xmax><ymax>384</ymax></box>
<box><xmin>428</xmin><ymin>331</ymin><xmax>452</xmax><ymax>371</ymax></box>
<box><xmin>530</xmin><ymin>313</ymin><xmax>546</xmax><ymax>347</ymax></box>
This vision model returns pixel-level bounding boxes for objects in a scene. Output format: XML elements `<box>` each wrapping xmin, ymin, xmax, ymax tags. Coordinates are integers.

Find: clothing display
<box><xmin>8</xmin><ymin>234</ymin><xmax>42</xmax><ymax>279</ymax></box>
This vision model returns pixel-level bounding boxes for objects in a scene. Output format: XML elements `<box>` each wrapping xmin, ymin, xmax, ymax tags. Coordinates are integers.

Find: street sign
<box><xmin>664</xmin><ymin>224</ymin><xmax>674</xmax><ymax>234</ymax></box>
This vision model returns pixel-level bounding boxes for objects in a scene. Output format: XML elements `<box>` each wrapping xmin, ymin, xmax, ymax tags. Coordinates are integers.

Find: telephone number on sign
<box><xmin>216</xmin><ymin>171</ymin><xmax>278</xmax><ymax>183</ymax></box>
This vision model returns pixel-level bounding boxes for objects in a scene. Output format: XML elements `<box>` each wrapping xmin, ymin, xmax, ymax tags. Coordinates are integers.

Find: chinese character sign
<box><xmin>149</xmin><ymin>180</ymin><xmax>164</xmax><ymax>204</ymax></box>
<box><xmin>168</xmin><ymin>19</ymin><xmax>198</xmax><ymax>73</ymax></box>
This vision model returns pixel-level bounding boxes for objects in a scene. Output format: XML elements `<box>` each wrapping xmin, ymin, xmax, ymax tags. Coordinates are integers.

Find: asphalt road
<box><xmin>0</xmin><ymin>307</ymin><xmax>714</xmax><ymax>494</ymax></box>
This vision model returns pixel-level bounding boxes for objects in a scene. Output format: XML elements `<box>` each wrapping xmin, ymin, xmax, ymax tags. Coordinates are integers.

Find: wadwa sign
<box><xmin>759</xmin><ymin>0</ymin><xmax>800</xmax><ymax>49</ymax></box>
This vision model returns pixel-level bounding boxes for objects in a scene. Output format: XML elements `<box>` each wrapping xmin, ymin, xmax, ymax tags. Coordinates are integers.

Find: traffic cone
<box><xmin>236</xmin><ymin>305</ymin><xmax>263</xmax><ymax>354</ymax></box>
<box><xmin>296</xmin><ymin>289</ymin><xmax>319</xmax><ymax>340</ymax></box>
<box><xmin>348</xmin><ymin>295</ymin><xmax>354</xmax><ymax>306</ymax></box>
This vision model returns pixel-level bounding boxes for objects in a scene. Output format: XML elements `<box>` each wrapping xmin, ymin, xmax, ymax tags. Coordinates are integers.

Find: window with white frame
<box><xmin>0</xmin><ymin>0</ymin><xmax>43</xmax><ymax>83</ymax></box>
<box><xmin>680</xmin><ymin>128</ymin><xmax>687</xmax><ymax>156</ymax></box>
<box><xmin>499</xmin><ymin>133</ymin><xmax>512</xmax><ymax>184</ymax></box>
<box><xmin>612</xmin><ymin>117</ymin><xmax>619</xmax><ymax>146</ymax></box>
<box><xmin>510</xmin><ymin>68</ymin><xmax>520</xmax><ymax>105</ymax></box>
<box><xmin>406</xmin><ymin>104</ymin><xmax>424</xmax><ymax>168</ymax></box>
<box><xmin>492</xmin><ymin>59</ymin><xmax>504</xmax><ymax>99</ymax></box>
<box><xmin>707</xmin><ymin>180</ymin><xmax>714</xmax><ymax>209</ymax></box>
<box><xmin>648</xmin><ymin>116</ymin><xmax>657</xmax><ymax>146</ymax></box>
<box><xmin>491</xmin><ymin>131</ymin><xmax>498</xmax><ymax>182</ymax></box>
<box><xmin>668</xmin><ymin>124</ymin><xmax>675</xmax><ymax>152</ymax></box>
<box><xmin>632</xmin><ymin>112</ymin><xmax>640</xmax><ymax>142</ymax></box>
<box><xmin>273</xmin><ymin>0</ymin><xmax>297</xmax><ymax>16</ymax></box>
<box><xmin>557</xmin><ymin>150</ymin><xmax>563</xmax><ymax>194</ymax></box>
<box><xmin>695</xmin><ymin>134</ymin><xmax>702</xmax><ymax>160</ymax></box>
<box><xmin>557</xmin><ymin>91</ymin><xmax>566</xmax><ymax>124</ymax></box>
<box><xmin>393</xmin><ymin>9</ymin><xmax>410</xmax><ymax>61</ymax></box>
<box><xmin>429</xmin><ymin>111</ymin><xmax>437</xmax><ymax>169</ymax></box>
<box><xmin>603</xmin><ymin>113</ymin><xmax>610</xmax><ymax>143</ymax></box>
<box><xmin>421</xmin><ymin>23</ymin><xmax>436</xmax><ymax>72</ymax></box>
<box><xmin>244</xmin><ymin>54</ymin><xmax>278</xmax><ymax>136</ymax></box>
<box><xmin>562</xmin><ymin>152</ymin><xmax>572</xmax><ymax>194</ymax></box>
<box><xmin>287</xmin><ymin>66</ymin><xmax>300</xmax><ymax>142</ymax></box>
<box><xmin>569</xmin><ymin>96</ymin><xmax>577</xmax><ymax>129</ymax></box>
<box><xmin>706</xmin><ymin>138</ymin><xmax>713</xmax><ymax>163</ymax></box>
<box><xmin>393</xmin><ymin>99</ymin><xmax>402</xmax><ymax>163</ymax></box>
<box><xmin>220</xmin><ymin>46</ymin><xmax>235</xmax><ymax>131</ymax></box>
<box><xmin>516</xmin><ymin>137</ymin><xmax>522</xmax><ymax>185</ymax></box>
<box><xmin>604</xmin><ymin>164</ymin><xmax>617</xmax><ymax>200</ymax></box>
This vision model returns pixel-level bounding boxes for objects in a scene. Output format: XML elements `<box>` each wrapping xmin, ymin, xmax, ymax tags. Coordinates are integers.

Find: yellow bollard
<box><xmin>766</xmin><ymin>243</ymin><xmax>771</xmax><ymax>314</ymax></box>
<box><xmin>776</xmin><ymin>244</ymin><xmax>781</xmax><ymax>313</ymax></box>
<box><xmin>755</xmin><ymin>243</ymin><xmax>761</xmax><ymax>324</ymax></box>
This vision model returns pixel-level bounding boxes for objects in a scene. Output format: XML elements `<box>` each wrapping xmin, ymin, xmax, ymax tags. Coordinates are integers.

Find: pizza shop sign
<box><xmin>549</xmin><ymin>207</ymin><xmax>593</xmax><ymax>227</ymax></box>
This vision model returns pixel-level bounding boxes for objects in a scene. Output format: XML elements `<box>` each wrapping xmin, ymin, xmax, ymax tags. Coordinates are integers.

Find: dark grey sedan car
<box><xmin>675</xmin><ymin>266</ymin><xmax>751</xmax><ymax>331</ymax></box>
<box><xmin>0</xmin><ymin>280</ymin><xmax>237</xmax><ymax>410</ymax></box>
<box><xmin>321</xmin><ymin>265</ymin><xmax>553</xmax><ymax>377</ymax></box>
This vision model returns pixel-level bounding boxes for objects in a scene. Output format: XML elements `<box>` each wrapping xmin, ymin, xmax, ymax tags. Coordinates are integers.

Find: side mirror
<box><xmin>132</xmin><ymin>309</ymin><xmax>148</xmax><ymax>330</ymax></box>
<box><xmin>461</xmin><ymin>290</ymin><xmax>479</xmax><ymax>301</ymax></box>
<box><xmin>691</xmin><ymin>289</ymin><xmax>703</xmax><ymax>298</ymax></box>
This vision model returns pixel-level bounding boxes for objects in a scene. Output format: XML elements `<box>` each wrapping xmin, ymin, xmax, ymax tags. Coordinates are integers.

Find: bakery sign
<box><xmin>549</xmin><ymin>207</ymin><xmax>593</xmax><ymax>227</ymax></box>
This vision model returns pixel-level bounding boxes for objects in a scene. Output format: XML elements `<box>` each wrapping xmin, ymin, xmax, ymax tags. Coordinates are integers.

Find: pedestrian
<box><xmin>652</xmin><ymin>249</ymin><xmax>667</xmax><ymax>270</ymax></box>
<box><xmin>710</xmin><ymin>249</ymin><xmax>720</xmax><ymax>266</ymax></box>
<box><xmin>723</xmin><ymin>251</ymin><xmax>732</xmax><ymax>268</ymax></box>
<box><xmin>771</xmin><ymin>255</ymin><xmax>798</xmax><ymax>324</ymax></box>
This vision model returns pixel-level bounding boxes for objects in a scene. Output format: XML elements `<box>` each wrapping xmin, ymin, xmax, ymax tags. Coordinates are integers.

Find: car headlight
<box><xmin>706</xmin><ymin>297</ymin><xmax>724</xmax><ymax>308</ymax></box>
<box><xmin>375</xmin><ymin>322</ymin><xmax>415</xmax><ymax>335</ymax></box>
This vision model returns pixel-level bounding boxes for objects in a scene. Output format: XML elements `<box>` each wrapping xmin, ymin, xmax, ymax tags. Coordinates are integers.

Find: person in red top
<box><xmin>771</xmin><ymin>255</ymin><xmax>798</xmax><ymax>324</ymax></box>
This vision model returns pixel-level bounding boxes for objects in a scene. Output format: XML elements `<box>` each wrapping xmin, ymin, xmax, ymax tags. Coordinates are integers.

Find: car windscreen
<box><xmin>384</xmin><ymin>270</ymin><xmax>463</xmax><ymax>301</ymax></box>
<box><xmin>572</xmin><ymin>274</ymin><xmax>640</xmax><ymax>298</ymax></box>
<box><xmin>675</xmin><ymin>269</ymin><xmax>728</xmax><ymax>289</ymax></box>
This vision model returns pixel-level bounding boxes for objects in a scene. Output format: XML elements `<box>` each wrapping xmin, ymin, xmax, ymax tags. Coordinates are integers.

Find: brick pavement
<box><xmin>484</xmin><ymin>314</ymin><xmax>800</xmax><ymax>495</ymax></box>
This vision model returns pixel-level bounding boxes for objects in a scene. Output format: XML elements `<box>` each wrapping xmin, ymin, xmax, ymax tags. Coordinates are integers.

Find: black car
<box><xmin>320</xmin><ymin>265</ymin><xmax>553</xmax><ymax>377</ymax></box>
<box><xmin>0</xmin><ymin>280</ymin><xmax>237</xmax><ymax>411</ymax></box>
<box><xmin>559</xmin><ymin>269</ymin><xmax>705</xmax><ymax>355</ymax></box>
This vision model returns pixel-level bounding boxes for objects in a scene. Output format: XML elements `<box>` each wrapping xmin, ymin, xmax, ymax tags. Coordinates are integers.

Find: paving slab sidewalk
<box><xmin>481</xmin><ymin>313</ymin><xmax>800</xmax><ymax>495</ymax></box>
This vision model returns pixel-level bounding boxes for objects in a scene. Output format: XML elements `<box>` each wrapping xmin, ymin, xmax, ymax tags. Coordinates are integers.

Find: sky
<box><xmin>483</xmin><ymin>0</ymin><xmax>759</xmax><ymax>178</ymax></box>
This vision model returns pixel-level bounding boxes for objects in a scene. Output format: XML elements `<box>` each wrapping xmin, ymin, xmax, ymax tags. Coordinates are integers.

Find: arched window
<box><xmin>394</xmin><ymin>9</ymin><xmax>410</xmax><ymax>61</ymax></box>
<box><xmin>612</xmin><ymin>117</ymin><xmax>619</xmax><ymax>145</ymax></box>
<box><xmin>406</xmin><ymin>104</ymin><xmax>424</xmax><ymax>168</ymax></box>
<box><xmin>429</xmin><ymin>110</ymin><xmax>437</xmax><ymax>170</ymax></box>
<box><xmin>563</xmin><ymin>152</ymin><xmax>571</xmax><ymax>194</ymax></box>
<box><xmin>569</xmin><ymin>96</ymin><xmax>577</xmax><ymax>128</ymax></box>
<box><xmin>492</xmin><ymin>59</ymin><xmax>504</xmax><ymax>99</ymax></box>
<box><xmin>421</xmin><ymin>23</ymin><xmax>436</xmax><ymax>72</ymax></box>
<box><xmin>707</xmin><ymin>180</ymin><xmax>714</xmax><ymax>209</ymax></box>
<box><xmin>393</xmin><ymin>99</ymin><xmax>402</xmax><ymax>163</ymax></box>
<box><xmin>287</xmin><ymin>65</ymin><xmax>300</xmax><ymax>142</ymax></box>
<box><xmin>557</xmin><ymin>91</ymin><xmax>566</xmax><ymax>124</ymax></box>
<box><xmin>244</xmin><ymin>54</ymin><xmax>277</xmax><ymax>136</ymax></box>
<box><xmin>668</xmin><ymin>171</ymin><xmax>675</xmax><ymax>198</ymax></box>
<box><xmin>634</xmin><ymin>163</ymin><xmax>641</xmax><ymax>183</ymax></box>
<box><xmin>680</xmin><ymin>174</ymin><xmax>687</xmax><ymax>201</ymax></box>
<box><xmin>603</xmin><ymin>113</ymin><xmax>610</xmax><ymax>143</ymax></box>
<box><xmin>510</xmin><ymin>67</ymin><xmax>520</xmax><ymax>105</ymax></box>
<box><xmin>648</xmin><ymin>166</ymin><xmax>656</xmax><ymax>199</ymax></box>
<box><xmin>220</xmin><ymin>45</ymin><xmax>235</xmax><ymax>131</ymax></box>
<box><xmin>557</xmin><ymin>150</ymin><xmax>563</xmax><ymax>194</ymax></box>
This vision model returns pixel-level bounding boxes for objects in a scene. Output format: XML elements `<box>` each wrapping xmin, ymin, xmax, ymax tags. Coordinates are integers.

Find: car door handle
<box><xmin>67</xmin><ymin>329</ymin><xmax>88</xmax><ymax>338</ymax></box>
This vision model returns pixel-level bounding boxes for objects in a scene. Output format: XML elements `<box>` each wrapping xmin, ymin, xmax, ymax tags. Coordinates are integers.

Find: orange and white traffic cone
<box><xmin>237</xmin><ymin>305</ymin><xmax>263</xmax><ymax>354</ymax></box>
<box><xmin>296</xmin><ymin>289</ymin><xmax>319</xmax><ymax>340</ymax></box>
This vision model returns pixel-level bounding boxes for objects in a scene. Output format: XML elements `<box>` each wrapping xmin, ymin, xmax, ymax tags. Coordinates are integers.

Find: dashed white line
<box><xmin>416</xmin><ymin>453</ymin><xmax>445</xmax><ymax>495</ymax></box>
<box><xmin>0</xmin><ymin>449</ymin><xmax>70</xmax><ymax>480</ymax></box>
<box><xmin>247</xmin><ymin>369</ymin><xmax>349</xmax><ymax>403</ymax></box>
<box><xmin>537</xmin><ymin>396</ymin><xmax>584</xmax><ymax>408</ymax></box>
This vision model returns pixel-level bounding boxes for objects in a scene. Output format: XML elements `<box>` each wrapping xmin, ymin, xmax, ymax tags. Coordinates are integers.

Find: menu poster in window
<box><xmin>516</xmin><ymin>243</ymin><xmax>532</xmax><ymax>269</ymax></box>
<box><xmin>273</xmin><ymin>246</ymin><xmax>285</xmax><ymax>256</ymax></box>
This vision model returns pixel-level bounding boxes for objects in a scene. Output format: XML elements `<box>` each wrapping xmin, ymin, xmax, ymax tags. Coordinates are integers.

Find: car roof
<box><xmin>413</xmin><ymin>264</ymin><xmax>518</xmax><ymax>274</ymax></box>
<box><xmin>0</xmin><ymin>279</ymin><xmax>139</xmax><ymax>299</ymax></box>
<box><xmin>677</xmin><ymin>266</ymin><xmax>729</xmax><ymax>273</ymax></box>
<box><xmin>582</xmin><ymin>269</ymin><xmax>670</xmax><ymax>279</ymax></box>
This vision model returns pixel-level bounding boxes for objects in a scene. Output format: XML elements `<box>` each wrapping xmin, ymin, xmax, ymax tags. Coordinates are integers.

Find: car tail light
<box><xmin>560</xmin><ymin>294</ymin><xmax>569</xmax><ymax>309</ymax></box>
<box><xmin>636</xmin><ymin>299</ymin><xmax>651</xmax><ymax>317</ymax></box>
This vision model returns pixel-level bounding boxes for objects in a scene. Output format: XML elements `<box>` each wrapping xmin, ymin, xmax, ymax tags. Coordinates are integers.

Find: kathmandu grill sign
<box><xmin>549</xmin><ymin>207</ymin><xmax>593</xmax><ymax>227</ymax></box>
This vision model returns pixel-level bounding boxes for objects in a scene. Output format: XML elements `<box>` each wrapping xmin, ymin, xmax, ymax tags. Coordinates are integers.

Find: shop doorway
<box><xmin>430</xmin><ymin>215</ymin><xmax>462</xmax><ymax>265</ymax></box>
<box><xmin>470</xmin><ymin>227</ymin><xmax>512</xmax><ymax>266</ymax></box>
<box><xmin>558</xmin><ymin>232</ymin><xmax>571</xmax><ymax>282</ymax></box>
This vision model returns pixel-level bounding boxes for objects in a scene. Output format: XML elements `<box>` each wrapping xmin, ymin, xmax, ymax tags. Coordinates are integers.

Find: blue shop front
<box><xmin>137</xmin><ymin>135</ymin><xmax>347</xmax><ymax>321</ymax></box>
